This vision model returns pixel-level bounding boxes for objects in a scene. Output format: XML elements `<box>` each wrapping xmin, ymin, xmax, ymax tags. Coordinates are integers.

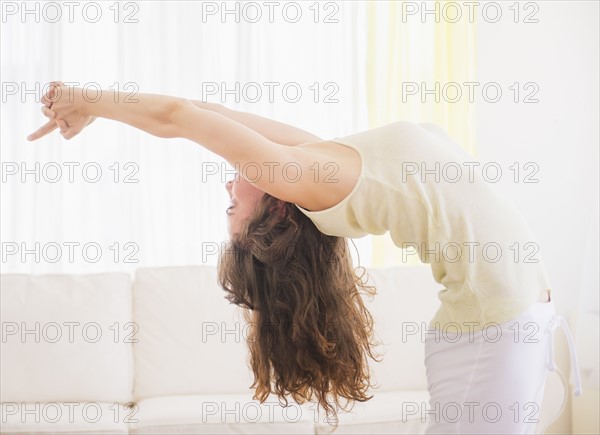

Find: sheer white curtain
<box><xmin>1</xmin><ymin>0</ymin><xmax>371</xmax><ymax>274</ymax></box>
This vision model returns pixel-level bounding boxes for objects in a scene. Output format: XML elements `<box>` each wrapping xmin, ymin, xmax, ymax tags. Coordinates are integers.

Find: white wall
<box><xmin>476</xmin><ymin>0</ymin><xmax>599</xmax><ymax>316</ymax></box>
<box><xmin>476</xmin><ymin>2</ymin><xmax>599</xmax><ymax>432</ymax></box>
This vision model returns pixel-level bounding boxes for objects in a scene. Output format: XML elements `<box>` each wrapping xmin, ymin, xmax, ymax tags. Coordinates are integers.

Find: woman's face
<box><xmin>225</xmin><ymin>174</ymin><xmax>266</xmax><ymax>237</ymax></box>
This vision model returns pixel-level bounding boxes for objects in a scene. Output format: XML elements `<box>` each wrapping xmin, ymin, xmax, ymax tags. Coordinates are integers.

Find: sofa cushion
<box><xmin>314</xmin><ymin>390</ymin><xmax>431</xmax><ymax>434</ymax></box>
<box><xmin>0</xmin><ymin>273</ymin><xmax>133</xmax><ymax>403</ymax></box>
<box><xmin>129</xmin><ymin>394</ymin><xmax>315</xmax><ymax>434</ymax></box>
<box><xmin>132</xmin><ymin>266</ymin><xmax>254</xmax><ymax>400</ymax></box>
<box><xmin>0</xmin><ymin>401</ymin><xmax>129</xmax><ymax>434</ymax></box>
<box><xmin>360</xmin><ymin>266</ymin><xmax>441</xmax><ymax>391</ymax></box>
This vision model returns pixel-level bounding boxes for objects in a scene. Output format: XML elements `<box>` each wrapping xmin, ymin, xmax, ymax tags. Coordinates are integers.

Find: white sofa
<box><xmin>0</xmin><ymin>265</ymin><xmax>580</xmax><ymax>434</ymax></box>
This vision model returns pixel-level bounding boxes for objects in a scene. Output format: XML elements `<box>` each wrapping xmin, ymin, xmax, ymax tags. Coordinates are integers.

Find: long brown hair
<box><xmin>217</xmin><ymin>193</ymin><xmax>381</xmax><ymax>424</ymax></box>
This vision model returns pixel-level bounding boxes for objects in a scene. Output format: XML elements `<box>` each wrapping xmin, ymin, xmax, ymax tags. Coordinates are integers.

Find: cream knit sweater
<box><xmin>296</xmin><ymin>121</ymin><xmax>551</xmax><ymax>332</ymax></box>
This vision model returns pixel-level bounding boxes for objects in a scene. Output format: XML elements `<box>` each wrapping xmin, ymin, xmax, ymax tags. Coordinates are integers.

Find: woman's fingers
<box><xmin>55</xmin><ymin>119</ymin><xmax>78</xmax><ymax>140</ymax></box>
<box><xmin>41</xmin><ymin>81</ymin><xmax>64</xmax><ymax>107</ymax></box>
<box><xmin>27</xmin><ymin>119</ymin><xmax>58</xmax><ymax>141</ymax></box>
<box><xmin>56</xmin><ymin>119</ymin><xmax>69</xmax><ymax>132</ymax></box>
<box><xmin>32</xmin><ymin>82</ymin><xmax>88</xmax><ymax>141</ymax></box>
<box><xmin>28</xmin><ymin>82</ymin><xmax>74</xmax><ymax>141</ymax></box>
<box><xmin>41</xmin><ymin>85</ymin><xmax>56</xmax><ymax>107</ymax></box>
<box><xmin>41</xmin><ymin>106</ymin><xmax>55</xmax><ymax>118</ymax></box>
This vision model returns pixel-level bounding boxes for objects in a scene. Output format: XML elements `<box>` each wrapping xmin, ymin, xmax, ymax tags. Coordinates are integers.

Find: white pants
<box><xmin>424</xmin><ymin>299</ymin><xmax>582</xmax><ymax>434</ymax></box>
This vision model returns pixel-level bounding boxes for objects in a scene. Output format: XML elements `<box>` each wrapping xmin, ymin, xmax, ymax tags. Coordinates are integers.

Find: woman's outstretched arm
<box><xmin>29</xmin><ymin>85</ymin><xmax>292</xmax><ymax>172</ymax></box>
<box><xmin>189</xmin><ymin>100</ymin><xmax>323</xmax><ymax>146</ymax></box>
<box><xmin>26</xmin><ymin>84</ymin><xmax>355</xmax><ymax>210</ymax></box>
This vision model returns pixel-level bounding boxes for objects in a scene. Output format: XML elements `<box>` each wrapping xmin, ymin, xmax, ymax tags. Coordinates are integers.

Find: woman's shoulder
<box><xmin>292</xmin><ymin>140</ymin><xmax>362</xmax><ymax>212</ymax></box>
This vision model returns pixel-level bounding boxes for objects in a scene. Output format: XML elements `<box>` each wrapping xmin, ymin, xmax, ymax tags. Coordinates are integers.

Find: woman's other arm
<box><xmin>189</xmin><ymin>100</ymin><xmax>323</xmax><ymax>146</ymax></box>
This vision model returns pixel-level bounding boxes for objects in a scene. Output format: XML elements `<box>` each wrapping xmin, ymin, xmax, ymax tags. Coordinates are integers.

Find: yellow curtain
<box><xmin>365</xmin><ymin>0</ymin><xmax>478</xmax><ymax>267</ymax></box>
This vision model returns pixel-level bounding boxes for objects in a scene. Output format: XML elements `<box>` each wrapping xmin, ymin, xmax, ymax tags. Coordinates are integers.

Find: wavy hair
<box><xmin>217</xmin><ymin>192</ymin><xmax>381</xmax><ymax>425</ymax></box>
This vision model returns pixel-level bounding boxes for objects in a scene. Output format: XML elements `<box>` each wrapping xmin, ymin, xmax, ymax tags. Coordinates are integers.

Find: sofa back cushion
<box><xmin>132</xmin><ymin>264</ymin><xmax>441</xmax><ymax>400</ymax></box>
<box><xmin>360</xmin><ymin>265</ymin><xmax>441</xmax><ymax>391</ymax></box>
<box><xmin>0</xmin><ymin>273</ymin><xmax>133</xmax><ymax>403</ymax></box>
<box><xmin>132</xmin><ymin>266</ymin><xmax>254</xmax><ymax>400</ymax></box>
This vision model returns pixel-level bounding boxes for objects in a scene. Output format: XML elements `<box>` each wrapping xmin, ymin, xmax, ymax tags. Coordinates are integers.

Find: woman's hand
<box><xmin>27</xmin><ymin>82</ymin><xmax>96</xmax><ymax>141</ymax></box>
<box><xmin>28</xmin><ymin>84</ymin><xmax>192</xmax><ymax>142</ymax></box>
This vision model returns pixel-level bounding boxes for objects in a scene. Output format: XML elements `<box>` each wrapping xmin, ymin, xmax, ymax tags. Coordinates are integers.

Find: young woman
<box><xmin>28</xmin><ymin>82</ymin><xmax>582</xmax><ymax>433</ymax></box>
